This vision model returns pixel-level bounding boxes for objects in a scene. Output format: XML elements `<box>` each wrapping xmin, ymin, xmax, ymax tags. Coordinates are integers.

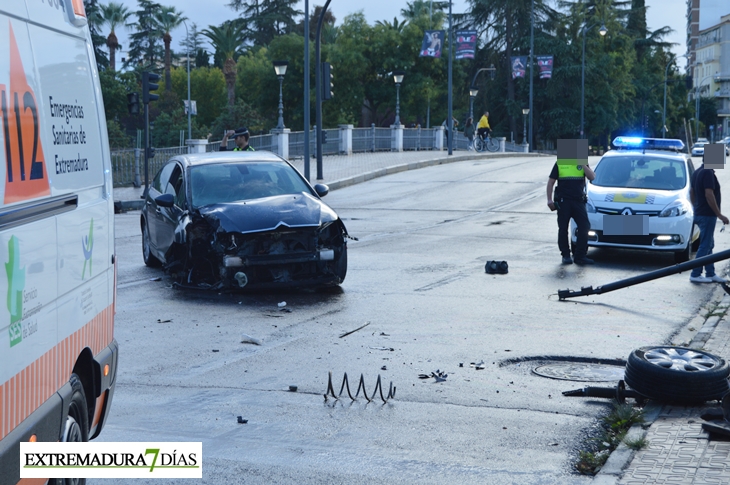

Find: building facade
<box><xmin>694</xmin><ymin>13</ymin><xmax>730</xmax><ymax>139</ymax></box>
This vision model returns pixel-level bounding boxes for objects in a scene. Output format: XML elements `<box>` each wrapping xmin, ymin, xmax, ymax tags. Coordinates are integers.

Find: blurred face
<box><xmin>235</xmin><ymin>134</ymin><xmax>248</xmax><ymax>148</ymax></box>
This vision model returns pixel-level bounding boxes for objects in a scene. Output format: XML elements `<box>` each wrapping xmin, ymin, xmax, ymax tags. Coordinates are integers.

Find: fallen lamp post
<box><xmin>558</xmin><ymin>248</ymin><xmax>730</xmax><ymax>300</ymax></box>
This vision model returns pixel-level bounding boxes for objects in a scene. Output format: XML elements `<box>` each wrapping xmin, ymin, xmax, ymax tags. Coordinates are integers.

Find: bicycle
<box><xmin>473</xmin><ymin>131</ymin><xmax>500</xmax><ymax>152</ymax></box>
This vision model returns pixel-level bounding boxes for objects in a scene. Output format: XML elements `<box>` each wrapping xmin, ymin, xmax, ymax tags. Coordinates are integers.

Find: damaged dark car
<box><xmin>140</xmin><ymin>152</ymin><xmax>349</xmax><ymax>290</ymax></box>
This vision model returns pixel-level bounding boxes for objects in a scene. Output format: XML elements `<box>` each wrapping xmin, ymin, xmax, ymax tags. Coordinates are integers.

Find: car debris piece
<box><xmin>369</xmin><ymin>346</ymin><xmax>394</xmax><ymax>351</ymax></box>
<box><xmin>237</xmin><ymin>416</ymin><xmax>248</xmax><ymax>424</ymax></box>
<box><xmin>240</xmin><ymin>334</ymin><xmax>262</xmax><ymax>345</ymax></box>
<box><xmin>324</xmin><ymin>371</ymin><xmax>395</xmax><ymax>403</ymax></box>
<box><xmin>289</xmin><ymin>385</ymin><xmax>298</xmax><ymax>392</ymax></box>
<box><xmin>157</xmin><ymin>319</ymin><xmax>172</xmax><ymax>323</ymax></box>
<box><xmin>149</xmin><ymin>277</ymin><xmax>162</xmax><ymax>281</ymax></box>
<box><xmin>339</xmin><ymin>321</ymin><xmax>371</xmax><ymax>338</ymax></box>
<box><xmin>419</xmin><ymin>370</ymin><xmax>448</xmax><ymax>382</ymax></box>
<box><xmin>470</xmin><ymin>361</ymin><xmax>486</xmax><ymax>370</ymax></box>
<box><xmin>701</xmin><ymin>393</ymin><xmax>730</xmax><ymax>437</ymax></box>
<box><xmin>562</xmin><ymin>380</ymin><xmax>646</xmax><ymax>405</ymax></box>
<box><xmin>278</xmin><ymin>301</ymin><xmax>287</xmax><ymax>308</ymax></box>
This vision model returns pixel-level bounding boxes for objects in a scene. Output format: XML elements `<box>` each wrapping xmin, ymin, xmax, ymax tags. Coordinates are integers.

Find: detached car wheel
<box><xmin>624</xmin><ymin>346</ymin><xmax>730</xmax><ymax>403</ymax></box>
<box><xmin>142</xmin><ymin>220</ymin><xmax>162</xmax><ymax>267</ymax></box>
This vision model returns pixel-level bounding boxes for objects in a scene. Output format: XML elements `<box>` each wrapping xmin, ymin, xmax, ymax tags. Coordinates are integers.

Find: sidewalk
<box><xmin>112</xmin><ymin>150</ymin><xmax>537</xmax><ymax>210</ymax></box>
<box><xmin>596</xmin><ymin>285</ymin><xmax>730</xmax><ymax>485</ymax></box>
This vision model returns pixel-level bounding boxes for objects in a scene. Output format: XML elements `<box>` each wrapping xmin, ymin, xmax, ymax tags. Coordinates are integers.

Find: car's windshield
<box><xmin>592</xmin><ymin>156</ymin><xmax>687</xmax><ymax>190</ymax></box>
<box><xmin>190</xmin><ymin>162</ymin><xmax>313</xmax><ymax>208</ymax></box>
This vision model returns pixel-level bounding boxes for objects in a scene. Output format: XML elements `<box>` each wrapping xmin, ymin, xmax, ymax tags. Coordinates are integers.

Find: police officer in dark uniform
<box><xmin>220</xmin><ymin>127</ymin><xmax>255</xmax><ymax>151</ymax></box>
<box><xmin>546</xmin><ymin>158</ymin><xmax>596</xmax><ymax>265</ymax></box>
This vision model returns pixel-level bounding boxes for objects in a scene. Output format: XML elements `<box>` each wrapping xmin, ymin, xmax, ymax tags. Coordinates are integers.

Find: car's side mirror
<box><xmin>155</xmin><ymin>193</ymin><xmax>175</xmax><ymax>208</ymax></box>
<box><xmin>314</xmin><ymin>184</ymin><xmax>329</xmax><ymax>197</ymax></box>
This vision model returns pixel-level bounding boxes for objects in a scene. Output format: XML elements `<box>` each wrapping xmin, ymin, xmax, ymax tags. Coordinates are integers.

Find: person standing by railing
<box><xmin>220</xmin><ymin>127</ymin><xmax>255</xmax><ymax>151</ymax></box>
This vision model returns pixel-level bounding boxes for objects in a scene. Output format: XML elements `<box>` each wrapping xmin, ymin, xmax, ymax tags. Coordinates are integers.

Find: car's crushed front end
<box><xmin>170</xmin><ymin>193</ymin><xmax>349</xmax><ymax>290</ymax></box>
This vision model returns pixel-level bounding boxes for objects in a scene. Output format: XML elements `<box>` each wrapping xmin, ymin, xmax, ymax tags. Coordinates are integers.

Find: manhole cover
<box><xmin>532</xmin><ymin>363</ymin><xmax>625</xmax><ymax>382</ymax></box>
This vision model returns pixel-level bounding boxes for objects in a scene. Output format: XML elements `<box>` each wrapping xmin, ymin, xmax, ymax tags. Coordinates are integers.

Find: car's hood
<box><xmin>587</xmin><ymin>185</ymin><xmax>684</xmax><ymax>208</ymax></box>
<box><xmin>196</xmin><ymin>193</ymin><xmax>339</xmax><ymax>234</ymax></box>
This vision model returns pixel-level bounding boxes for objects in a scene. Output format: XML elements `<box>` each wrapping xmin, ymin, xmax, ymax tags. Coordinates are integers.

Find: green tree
<box><xmin>125</xmin><ymin>0</ymin><xmax>163</xmax><ymax>70</ymax></box>
<box><xmin>154</xmin><ymin>6</ymin><xmax>186</xmax><ymax>91</ymax></box>
<box><xmin>84</xmin><ymin>0</ymin><xmax>110</xmax><ymax>70</ymax></box>
<box><xmin>170</xmin><ymin>67</ymin><xmax>228</xmax><ymax>129</ymax></box>
<box><xmin>227</xmin><ymin>0</ymin><xmax>301</xmax><ymax>46</ymax></box>
<box><xmin>100</xmin><ymin>1</ymin><xmax>131</xmax><ymax>72</ymax></box>
<box><xmin>203</xmin><ymin>22</ymin><xmax>247</xmax><ymax>109</ymax></box>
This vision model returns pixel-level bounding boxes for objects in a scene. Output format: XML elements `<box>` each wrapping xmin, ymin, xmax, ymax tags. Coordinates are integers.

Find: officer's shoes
<box><xmin>574</xmin><ymin>257</ymin><xmax>595</xmax><ymax>265</ymax></box>
<box><xmin>561</xmin><ymin>256</ymin><xmax>573</xmax><ymax>265</ymax></box>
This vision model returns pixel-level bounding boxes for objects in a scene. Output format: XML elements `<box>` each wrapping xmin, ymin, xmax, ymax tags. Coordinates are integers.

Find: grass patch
<box><xmin>575</xmin><ymin>401</ymin><xmax>645</xmax><ymax>475</ymax></box>
<box><xmin>624</xmin><ymin>436</ymin><xmax>649</xmax><ymax>450</ymax></box>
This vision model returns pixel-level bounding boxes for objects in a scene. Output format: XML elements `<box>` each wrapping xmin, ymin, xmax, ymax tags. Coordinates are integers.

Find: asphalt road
<box><xmin>94</xmin><ymin>154</ymin><xmax>725</xmax><ymax>484</ymax></box>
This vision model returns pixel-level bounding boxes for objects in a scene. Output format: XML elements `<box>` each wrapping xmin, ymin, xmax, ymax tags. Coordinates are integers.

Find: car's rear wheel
<box><xmin>142</xmin><ymin>219</ymin><xmax>162</xmax><ymax>267</ymax></box>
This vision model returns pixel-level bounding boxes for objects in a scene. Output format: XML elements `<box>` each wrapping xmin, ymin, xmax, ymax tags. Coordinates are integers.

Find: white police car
<box><xmin>575</xmin><ymin>137</ymin><xmax>700</xmax><ymax>263</ymax></box>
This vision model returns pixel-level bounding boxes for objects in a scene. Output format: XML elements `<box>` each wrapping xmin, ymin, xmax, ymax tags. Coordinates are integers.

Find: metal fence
<box><xmin>110</xmin><ymin>127</ymin><xmax>521</xmax><ymax>187</ymax></box>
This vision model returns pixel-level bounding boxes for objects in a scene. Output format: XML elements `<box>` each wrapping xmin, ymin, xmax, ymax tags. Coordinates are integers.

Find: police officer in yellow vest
<box><xmin>220</xmin><ymin>127</ymin><xmax>255</xmax><ymax>151</ymax></box>
<box><xmin>546</xmin><ymin>157</ymin><xmax>596</xmax><ymax>265</ymax></box>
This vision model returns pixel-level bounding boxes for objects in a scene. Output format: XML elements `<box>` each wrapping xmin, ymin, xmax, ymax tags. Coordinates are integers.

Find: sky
<box><xmin>111</xmin><ymin>0</ymin><xmax>689</xmax><ymax>70</ymax></box>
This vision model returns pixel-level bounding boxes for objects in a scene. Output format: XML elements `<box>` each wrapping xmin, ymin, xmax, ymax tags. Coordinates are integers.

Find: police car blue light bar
<box><xmin>612</xmin><ymin>136</ymin><xmax>685</xmax><ymax>151</ymax></box>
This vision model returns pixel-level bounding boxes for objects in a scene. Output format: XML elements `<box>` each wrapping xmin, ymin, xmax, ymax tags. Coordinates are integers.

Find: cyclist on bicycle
<box><xmin>477</xmin><ymin>110</ymin><xmax>491</xmax><ymax>140</ymax></box>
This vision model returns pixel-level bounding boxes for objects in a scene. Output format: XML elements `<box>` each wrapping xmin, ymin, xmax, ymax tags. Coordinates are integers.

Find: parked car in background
<box><xmin>691</xmin><ymin>141</ymin><xmax>706</xmax><ymax>157</ymax></box>
<box><xmin>141</xmin><ymin>152</ymin><xmax>350</xmax><ymax>290</ymax></box>
<box><xmin>576</xmin><ymin>137</ymin><xmax>699</xmax><ymax>263</ymax></box>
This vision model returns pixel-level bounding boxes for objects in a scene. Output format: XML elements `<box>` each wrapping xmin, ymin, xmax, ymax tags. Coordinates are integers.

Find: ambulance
<box><xmin>0</xmin><ymin>1</ymin><xmax>118</xmax><ymax>484</ymax></box>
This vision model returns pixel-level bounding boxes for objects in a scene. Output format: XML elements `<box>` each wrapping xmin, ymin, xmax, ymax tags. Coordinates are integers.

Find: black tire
<box><xmin>334</xmin><ymin>245</ymin><xmax>347</xmax><ymax>284</ymax></box>
<box><xmin>473</xmin><ymin>137</ymin><xmax>485</xmax><ymax>152</ymax></box>
<box><xmin>53</xmin><ymin>374</ymin><xmax>89</xmax><ymax>485</ymax></box>
<box><xmin>486</xmin><ymin>137</ymin><xmax>500</xmax><ymax>152</ymax></box>
<box><xmin>674</xmin><ymin>242</ymin><xmax>691</xmax><ymax>263</ymax></box>
<box><xmin>624</xmin><ymin>346</ymin><xmax>730</xmax><ymax>403</ymax></box>
<box><xmin>142</xmin><ymin>218</ymin><xmax>162</xmax><ymax>267</ymax></box>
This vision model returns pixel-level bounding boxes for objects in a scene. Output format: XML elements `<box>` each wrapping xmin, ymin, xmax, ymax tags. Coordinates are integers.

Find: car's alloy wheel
<box><xmin>142</xmin><ymin>220</ymin><xmax>162</xmax><ymax>267</ymax></box>
<box><xmin>624</xmin><ymin>346</ymin><xmax>730</xmax><ymax>403</ymax></box>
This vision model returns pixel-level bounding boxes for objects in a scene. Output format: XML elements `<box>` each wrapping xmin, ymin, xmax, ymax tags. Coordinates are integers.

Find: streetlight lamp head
<box><xmin>470</xmin><ymin>86</ymin><xmax>479</xmax><ymax>97</ymax></box>
<box><xmin>273</xmin><ymin>60</ymin><xmax>288</xmax><ymax>77</ymax></box>
<box><xmin>599</xmin><ymin>24</ymin><xmax>607</xmax><ymax>36</ymax></box>
<box><xmin>522</xmin><ymin>108</ymin><xmax>530</xmax><ymax>115</ymax></box>
<box><xmin>393</xmin><ymin>70</ymin><xmax>405</xmax><ymax>85</ymax></box>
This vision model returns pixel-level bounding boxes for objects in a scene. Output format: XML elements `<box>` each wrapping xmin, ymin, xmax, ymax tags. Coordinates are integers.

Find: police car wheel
<box><xmin>624</xmin><ymin>346</ymin><xmax>730</xmax><ymax>403</ymax></box>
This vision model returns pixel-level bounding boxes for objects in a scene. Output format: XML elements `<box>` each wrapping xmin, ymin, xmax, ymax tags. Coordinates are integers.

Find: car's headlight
<box><xmin>659</xmin><ymin>199</ymin><xmax>691</xmax><ymax>217</ymax></box>
<box><xmin>586</xmin><ymin>198</ymin><xmax>597</xmax><ymax>213</ymax></box>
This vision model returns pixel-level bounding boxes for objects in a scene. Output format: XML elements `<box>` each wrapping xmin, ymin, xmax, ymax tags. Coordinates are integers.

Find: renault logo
<box><xmin>621</xmin><ymin>208</ymin><xmax>633</xmax><ymax>215</ymax></box>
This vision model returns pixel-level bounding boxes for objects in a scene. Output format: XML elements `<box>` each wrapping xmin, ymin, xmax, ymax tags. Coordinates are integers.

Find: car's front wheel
<box><xmin>142</xmin><ymin>219</ymin><xmax>162</xmax><ymax>267</ymax></box>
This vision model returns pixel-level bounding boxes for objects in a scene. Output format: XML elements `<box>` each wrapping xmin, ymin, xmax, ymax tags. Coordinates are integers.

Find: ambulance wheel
<box><xmin>142</xmin><ymin>220</ymin><xmax>161</xmax><ymax>267</ymax></box>
<box><xmin>53</xmin><ymin>374</ymin><xmax>89</xmax><ymax>485</ymax></box>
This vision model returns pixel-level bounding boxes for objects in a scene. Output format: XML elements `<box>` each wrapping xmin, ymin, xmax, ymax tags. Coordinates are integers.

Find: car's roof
<box><xmin>172</xmin><ymin>151</ymin><xmax>288</xmax><ymax>168</ymax></box>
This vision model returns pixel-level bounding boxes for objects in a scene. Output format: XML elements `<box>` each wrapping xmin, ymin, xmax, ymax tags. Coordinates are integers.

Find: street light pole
<box><xmin>393</xmin><ymin>71</ymin><xmax>404</xmax><ymax>126</ymax></box>
<box><xmin>273</xmin><ymin>61</ymin><xmax>288</xmax><ymax>130</ymax></box>
<box><xmin>447</xmin><ymin>0</ymin><xmax>453</xmax><ymax>155</ymax></box>
<box><xmin>182</xmin><ymin>20</ymin><xmax>191</xmax><ymax>149</ymax></box>
<box><xmin>662</xmin><ymin>56</ymin><xmax>676</xmax><ymax>138</ymax></box>
<box><xmin>522</xmin><ymin>108</ymin><xmax>529</xmax><ymax>144</ymax></box>
<box><xmin>528</xmin><ymin>0</ymin><xmax>534</xmax><ymax>149</ymax></box>
<box><xmin>581</xmin><ymin>22</ymin><xmax>607</xmax><ymax>139</ymax></box>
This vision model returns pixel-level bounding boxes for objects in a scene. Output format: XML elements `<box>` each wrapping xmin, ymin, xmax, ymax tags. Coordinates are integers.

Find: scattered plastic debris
<box><xmin>369</xmin><ymin>346</ymin><xmax>394</xmax><ymax>351</ymax></box>
<box><xmin>157</xmin><ymin>319</ymin><xmax>171</xmax><ymax>323</ymax></box>
<box><xmin>379</xmin><ymin>332</ymin><xmax>390</xmax><ymax>336</ymax></box>
<box><xmin>241</xmin><ymin>334</ymin><xmax>262</xmax><ymax>345</ymax></box>
<box><xmin>289</xmin><ymin>385</ymin><xmax>298</xmax><ymax>392</ymax></box>
<box><xmin>470</xmin><ymin>361</ymin><xmax>486</xmax><ymax>370</ymax></box>
<box><xmin>419</xmin><ymin>370</ymin><xmax>448</xmax><ymax>382</ymax></box>
<box><xmin>212</xmin><ymin>349</ymin><xmax>219</xmax><ymax>352</ymax></box>
<box><xmin>381</xmin><ymin>365</ymin><xmax>387</xmax><ymax>371</ymax></box>
<box><xmin>237</xmin><ymin>416</ymin><xmax>248</xmax><ymax>424</ymax></box>
<box><xmin>278</xmin><ymin>301</ymin><xmax>287</xmax><ymax>308</ymax></box>
<box><xmin>149</xmin><ymin>277</ymin><xmax>162</xmax><ymax>281</ymax></box>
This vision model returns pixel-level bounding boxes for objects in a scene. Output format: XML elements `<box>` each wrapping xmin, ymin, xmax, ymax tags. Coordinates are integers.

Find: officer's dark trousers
<box><xmin>556</xmin><ymin>198</ymin><xmax>590</xmax><ymax>259</ymax></box>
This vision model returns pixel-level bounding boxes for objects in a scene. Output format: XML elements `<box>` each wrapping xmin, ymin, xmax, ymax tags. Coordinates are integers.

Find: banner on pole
<box><xmin>420</xmin><ymin>30</ymin><xmax>445</xmax><ymax>58</ymax></box>
<box><xmin>537</xmin><ymin>55</ymin><xmax>554</xmax><ymax>79</ymax></box>
<box><xmin>511</xmin><ymin>56</ymin><xmax>527</xmax><ymax>79</ymax></box>
<box><xmin>455</xmin><ymin>30</ymin><xmax>477</xmax><ymax>59</ymax></box>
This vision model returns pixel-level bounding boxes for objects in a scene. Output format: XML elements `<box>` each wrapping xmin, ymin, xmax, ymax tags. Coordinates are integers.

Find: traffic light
<box><xmin>322</xmin><ymin>62</ymin><xmax>333</xmax><ymax>100</ymax></box>
<box><xmin>146</xmin><ymin>146</ymin><xmax>156</xmax><ymax>159</ymax></box>
<box><xmin>142</xmin><ymin>71</ymin><xmax>160</xmax><ymax>104</ymax></box>
<box><xmin>321</xmin><ymin>130</ymin><xmax>328</xmax><ymax>144</ymax></box>
<box><xmin>685</xmin><ymin>76</ymin><xmax>693</xmax><ymax>90</ymax></box>
<box><xmin>127</xmin><ymin>92</ymin><xmax>139</xmax><ymax>115</ymax></box>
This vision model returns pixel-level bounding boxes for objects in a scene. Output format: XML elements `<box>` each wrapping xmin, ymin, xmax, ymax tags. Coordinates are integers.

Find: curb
<box><xmin>592</xmin><ymin>282</ymin><xmax>730</xmax><ymax>484</ymax></box>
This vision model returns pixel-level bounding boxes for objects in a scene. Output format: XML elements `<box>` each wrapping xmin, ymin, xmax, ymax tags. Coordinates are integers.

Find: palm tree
<box><xmin>202</xmin><ymin>22</ymin><xmax>246</xmax><ymax>109</ymax></box>
<box><xmin>100</xmin><ymin>1</ymin><xmax>130</xmax><ymax>71</ymax></box>
<box><xmin>154</xmin><ymin>6</ymin><xmax>186</xmax><ymax>91</ymax></box>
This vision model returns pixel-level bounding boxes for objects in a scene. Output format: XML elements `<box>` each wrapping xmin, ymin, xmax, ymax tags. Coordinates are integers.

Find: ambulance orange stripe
<box><xmin>0</xmin><ymin>305</ymin><xmax>114</xmax><ymax>441</ymax></box>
